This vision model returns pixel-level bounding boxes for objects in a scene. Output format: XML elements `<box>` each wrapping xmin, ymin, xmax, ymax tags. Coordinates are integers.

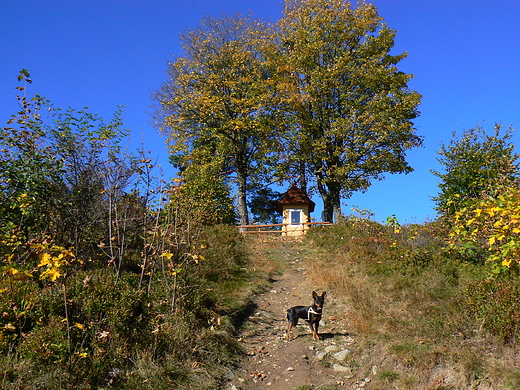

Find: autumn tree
<box><xmin>276</xmin><ymin>0</ymin><xmax>422</xmax><ymax>222</ymax></box>
<box><xmin>248</xmin><ymin>187</ymin><xmax>283</xmax><ymax>224</ymax></box>
<box><xmin>432</xmin><ymin>124</ymin><xmax>519</xmax><ymax>218</ymax></box>
<box><xmin>1</xmin><ymin>70</ymin><xmax>140</xmax><ymax>262</ymax></box>
<box><xmin>1</xmin><ymin>71</ymin><xmax>64</xmax><ymax>241</ymax></box>
<box><xmin>153</xmin><ymin>14</ymin><xmax>284</xmax><ymax>226</ymax></box>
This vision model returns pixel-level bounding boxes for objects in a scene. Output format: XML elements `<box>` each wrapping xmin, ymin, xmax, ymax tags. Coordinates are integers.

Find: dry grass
<box><xmin>304</xmin><ymin>219</ymin><xmax>520</xmax><ymax>389</ymax></box>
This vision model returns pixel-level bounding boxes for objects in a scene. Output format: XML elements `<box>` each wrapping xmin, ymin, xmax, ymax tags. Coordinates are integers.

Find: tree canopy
<box><xmin>432</xmin><ymin>124</ymin><xmax>520</xmax><ymax>218</ymax></box>
<box><xmin>276</xmin><ymin>0</ymin><xmax>422</xmax><ymax>222</ymax></box>
<box><xmin>154</xmin><ymin>1</ymin><xmax>423</xmax><ymax>224</ymax></box>
<box><xmin>153</xmin><ymin>15</ymin><xmax>284</xmax><ymax>226</ymax></box>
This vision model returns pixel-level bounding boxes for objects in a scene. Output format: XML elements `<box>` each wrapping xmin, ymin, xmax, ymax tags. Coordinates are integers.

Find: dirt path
<box><xmin>225</xmin><ymin>240</ymin><xmax>369</xmax><ymax>390</ymax></box>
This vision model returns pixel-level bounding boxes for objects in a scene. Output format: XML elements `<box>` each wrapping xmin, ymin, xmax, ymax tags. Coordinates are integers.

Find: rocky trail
<box><xmin>225</xmin><ymin>240</ymin><xmax>373</xmax><ymax>390</ymax></box>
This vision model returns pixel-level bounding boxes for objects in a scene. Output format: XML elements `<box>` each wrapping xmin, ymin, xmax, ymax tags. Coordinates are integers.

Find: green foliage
<box><xmin>0</xmin><ymin>71</ymin><xmax>255</xmax><ymax>389</ymax></box>
<box><xmin>277</xmin><ymin>0</ymin><xmax>422</xmax><ymax>222</ymax></box>
<box><xmin>248</xmin><ymin>187</ymin><xmax>283</xmax><ymax>224</ymax></box>
<box><xmin>431</xmin><ymin>125</ymin><xmax>519</xmax><ymax>271</ymax></box>
<box><xmin>154</xmin><ymin>14</ymin><xmax>284</xmax><ymax>225</ymax></box>
<box><xmin>168</xmin><ymin>162</ymin><xmax>236</xmax><ymax>230</ymax></box>
<box><xmin>47</xmin><ymin>106</ymin><xmax>135</xmax><ymax>256</ymax></box>
<box><xmin>379</xmin><ymin>370</ymin><xmax>399</xmax><ymax>381</ymax></box>
<box><xmin>461</xmin><ymin>279</ymin><xmax>520</xmax><ymax>341</ymax></box>
<box><xmin>386</xmin><ymin>214</ymin><xmax>402</xmax><ymax>233</ymax></box>
<box><xmin>308</xmin><ymin>214</ymin><xmax>389</xmax><ymax>254</ymax></box>
<box><xmin>16</xmin><ymin>315</ymin><xmax>69</xmax><ymax>365</ymax></box>
<box><xmin>434</xmin><ymin>125</ymin><xmax>520</xmax><ymax>277</ymax></box>
<box><xmin>448</xmin><ymin>180</ymin><xmax>520</xmax><ymax>275</ymax></box>
<box><xmin>1</xmin><ymin>70</ymin><xmax>138</xmax><ymax>262</ymax></box>
<box><xmin>304</xmin><ymin>218</ymin><xmax>520</xmax><ymax>387</ymax></box>
<box><xmin>156</xmin><ymin>1</ymin><xmax>422</xmax><ymax>224</ymax></box>
<box><xmin>432</xmin><ymin>124</ymin><xmax>519</xmax><ymax>218</ymax></box>
<box><xmin>1</xmin><ymin>71</ymin><xmax>62</xmax><ymax>238</ymax></box>
<box><xmin>0</xmin><ymin>223</ymin><xmax>253</xmax><ymax>389</ymax></box>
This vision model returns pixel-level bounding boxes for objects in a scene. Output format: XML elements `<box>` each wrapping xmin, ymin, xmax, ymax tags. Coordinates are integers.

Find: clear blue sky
<box><xmin>2</xmin><ymin>0</ymin><xmax>520</xmax><ymax>224</ymax></box>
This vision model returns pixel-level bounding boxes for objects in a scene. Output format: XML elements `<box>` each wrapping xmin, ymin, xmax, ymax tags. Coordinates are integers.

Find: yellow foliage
<box><xmin>4</xmin><ymin>323</ymin><xmax>16</xmax><ymax>332</ymax></box>
<box><xmin>161</xmin><ymin>251</ymin><xmax>174</xmax><ymax>260</ymax></box>
<box><xmin>449</xmin><ymin>183</ymin><xmax>520</xmax><ymax>274</ymax></box>
<box><xmin>36</xmin><ymin>244</ymin><xmax>75</xmax><ymax>282</ymax></box>
<box><xmin>40</xmin><ymin>267</ymin><xmax>61</xmax><ymax>282</ymax></box>
<box><xmin>2</xmin><ymin>267</ymin><xmax>19</xmax><ymax>276</ymax></box>
<box><xmin>38</xmin><ymin>253</ymin><xmax>52</xmax><ymax>267</ymax></box>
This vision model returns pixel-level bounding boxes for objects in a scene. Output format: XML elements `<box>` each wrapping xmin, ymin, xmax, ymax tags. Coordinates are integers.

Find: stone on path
<box><xmin>333</xmin><ymin>363</ymin><xmax>351</xmax><ymax>373</ymax></box>
<box><xmin>333</xmin><ymin>348</ymin><xmax>351</xmax><ymax>361</ymax></box>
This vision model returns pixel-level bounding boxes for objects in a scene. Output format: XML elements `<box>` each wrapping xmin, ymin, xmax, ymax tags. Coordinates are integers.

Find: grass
<box><xmin>0</xmin><ymin>225</ymin><xmax>273</xmax><ymax>390</ymax></box>
<box><xmin>303</xmin><ymin>218</ymin><xmax>520</xmax><ymax>389</ymax></box>
<box><xmin>4</xmin><ymin>219</ymin><xmax>520</xmax><ymax>389</ymax></box>
<box><xmin>379</xmin><ymin>369</ymin><xmax>399</xmax><ymax>381</ymax></box>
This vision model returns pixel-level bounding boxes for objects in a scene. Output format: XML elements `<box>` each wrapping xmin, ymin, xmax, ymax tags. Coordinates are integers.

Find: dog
<box><xmin>286</xmin><ymin>291</ymin><xmax>326</xmax><ymax>340</ymax></box>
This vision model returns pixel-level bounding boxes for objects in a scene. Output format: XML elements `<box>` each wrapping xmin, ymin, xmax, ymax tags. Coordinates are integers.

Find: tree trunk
<box><xmin>236</xmin><ymin>169</ymin><xmax>249</xmax><ymax>227</ymax></box>
<box><xmin>332</xmin><ymin>191</ymin><xmax>343</xmax><ymax>223</ymax></box>
<box><xmin>318</xmin><ymin>177</ymin><xmax>342</xmax><ymax>223</ymax></box>
<box><xmin>298</xmin><ymin>160</ymin><xmax>307</xmax><ymax>195</ymax></box>
<box><xmin>321</xmin><ymin>197</ymin><xmax>333</xmax><ymax>223</ymax></box>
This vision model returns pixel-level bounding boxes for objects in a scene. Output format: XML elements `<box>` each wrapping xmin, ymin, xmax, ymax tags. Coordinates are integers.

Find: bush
<box><xmin>461</xmin><ymin>279</ymin><xmax>520</xmax><ymax>341</ymax></box>
<box><xmin>1</xmin><ymin>72</ymin><xmax>252</xmax><ymax>389</ymax></box>
<box><xmin>0</xmin><ymin>223</ymin><xmax>254</xmax><ymax>389</ymax></box>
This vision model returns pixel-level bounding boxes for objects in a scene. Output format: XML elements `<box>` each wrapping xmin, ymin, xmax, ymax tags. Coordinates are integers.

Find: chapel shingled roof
<box><xmin>277</xmin><ymin>183</ymin><xmax>316</xmax><ymax>214</ymax></box>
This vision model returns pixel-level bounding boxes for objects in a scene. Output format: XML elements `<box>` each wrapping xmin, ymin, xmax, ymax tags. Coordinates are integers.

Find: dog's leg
<box><xmin>307</xmin><ymin>321</ymin><xmax>319</xmax><ymax>340</ymax></box>
<box><xmin>285</xmin><ymin>322</ymin><xmax>294</xmax><ymax>340</ymax></box>
<box><xmin>286</xmin><ymin>308</ymin><xmax>301</xmax><ymax>340</ymax></box>
<box><xmin>311</xmin><ymin>324</ymin><xmax>318</xmax><ymax>340</ymax></box>
<box><xmin>286</xmin><ymin>322</ymin><xmax>296</xmax><ymax>340</ymax></box>
<box><xmin>313</xmin><ymin>321</ymin><xmax>320</xmax><ymax>340</ymax></box>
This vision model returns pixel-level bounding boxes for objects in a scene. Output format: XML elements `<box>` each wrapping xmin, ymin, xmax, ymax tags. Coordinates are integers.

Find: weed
<box><xmin>400</xmin><ymin>374</ymin><xmax>416</xmax><ymax>388</ymax></box>
<box><xmin>379</xmin><ymin>369</ymin><xmax>399</xmax><ymax>381</ymax></box>
<box><xmin>293</xmin><ymin>385</ymin><xmax>313</xmax><ymax>390</ymax></box>
<box><xmin>0</xmin><ymin>224</ymin><xmax>259</xmax><ymax>389</ymax></box>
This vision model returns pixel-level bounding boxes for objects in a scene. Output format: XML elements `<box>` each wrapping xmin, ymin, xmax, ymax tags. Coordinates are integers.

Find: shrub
<box><xmin>461</xmin><ymin>279</ymin><xmax>520</xmax><ymax>341</ymax></box>
<box><xmin>448</xmin><ymin>181</ymin><xmax>520</xmax><ymax>275</ymax></box>
<box><xmin>1</xmin><ymin>72</ymin><xmax>253</xmax><ymax>389</ymax></box>
<box><xmin>432</xmin><ymin>124</ymin><xmax>519</xmax><ymax>219</ymax></box>
<box><xmin>16</xmin><ymin>315</ymin><xmax>68</xmax><ymax>365</ymax></box>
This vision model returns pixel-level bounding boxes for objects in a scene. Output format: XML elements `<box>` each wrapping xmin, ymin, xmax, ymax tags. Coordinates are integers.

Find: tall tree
<box><xmin>153</xmin><ymin>14</ymin><xmax>283</xmax><ymax>226</ymax></box>
<box><xmin>277</xmin><ymin>0</ymin><xmax>422</xmax><ymax>222</ymax></box>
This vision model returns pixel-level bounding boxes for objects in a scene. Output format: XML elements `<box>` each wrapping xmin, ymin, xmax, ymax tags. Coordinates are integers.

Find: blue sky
<box><xmin>2</xmin><ymin>0</ymin><xmax>520</xmax><ymax>224</ymax></box>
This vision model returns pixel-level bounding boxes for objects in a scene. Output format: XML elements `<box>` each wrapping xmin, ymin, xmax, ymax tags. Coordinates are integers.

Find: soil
<box><xmin>225</xmin><ymin>240</ymin><xmax>368</xmax><ymax>390</ymax></box>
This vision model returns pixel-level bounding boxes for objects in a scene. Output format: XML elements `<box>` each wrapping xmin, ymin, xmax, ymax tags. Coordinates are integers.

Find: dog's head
<box><xmin>312</xmin><ymin>291</ymin><xmax>326</xmax><ymax>310</ymax></box>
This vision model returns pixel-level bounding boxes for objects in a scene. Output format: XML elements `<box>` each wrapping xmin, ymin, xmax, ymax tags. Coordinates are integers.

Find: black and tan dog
<box><xmin>286</xmin><ymin>291</ymin><xmax>326</xmax><ymax>340</ymax></box>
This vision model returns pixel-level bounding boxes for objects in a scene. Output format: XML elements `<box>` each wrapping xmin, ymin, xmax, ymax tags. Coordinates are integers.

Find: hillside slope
<box><xmin>225</xmin><ymin>235</ymin><xmax>520</xmax><ymax>390</ymax></box>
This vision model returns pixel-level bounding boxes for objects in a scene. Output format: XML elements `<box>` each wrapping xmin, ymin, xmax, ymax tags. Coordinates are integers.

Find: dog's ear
<box><xmin>312</xmin><ymin>291</ymin><xmax>318</xmax><ymax>299</ymax></box>
<box><xmin>322</xmin><ymin>292</ymin><xmax>327</xmax><ymax>298</ymax></box>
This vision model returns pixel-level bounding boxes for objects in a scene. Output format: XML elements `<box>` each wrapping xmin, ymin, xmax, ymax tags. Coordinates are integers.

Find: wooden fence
<box><xmin>237</xmin><ymin>221</ymin><xmax>332</xmax><ymax>235</ymax></box>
